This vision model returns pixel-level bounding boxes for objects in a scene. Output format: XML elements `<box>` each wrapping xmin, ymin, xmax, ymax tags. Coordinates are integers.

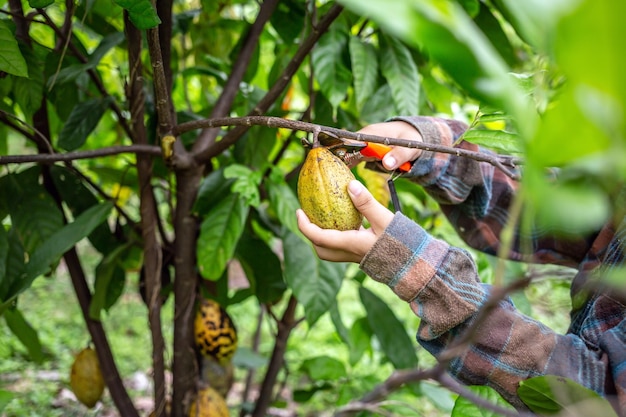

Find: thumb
<box><xmin>347</xmin><ymin>180</ymin><xmax>394</xmax><ymax>233</ymax></box>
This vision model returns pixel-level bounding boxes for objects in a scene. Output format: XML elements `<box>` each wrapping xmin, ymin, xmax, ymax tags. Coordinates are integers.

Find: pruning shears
<box><xmin>315</xmin><ymin>131</ymin><xmax>413</xmax><ymax>172</ymax></box>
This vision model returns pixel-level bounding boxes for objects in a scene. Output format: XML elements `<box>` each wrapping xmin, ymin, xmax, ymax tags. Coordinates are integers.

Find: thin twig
<box><xmin>0</xmin><ymin>144</ymin><xmax>161</xmax><ymax>165</ymax></box>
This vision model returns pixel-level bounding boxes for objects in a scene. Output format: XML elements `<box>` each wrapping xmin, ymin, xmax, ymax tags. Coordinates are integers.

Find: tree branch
<box><xmin>192</xmin><ymin>4</ymin><xmax>344</xmax><ymax>164</ymax></box>
<box><xmin>251</xmin><ymin>295</ymin><xmax>302</xmax><ymax>417</ymax></box>
<box><xmin>0</xmin><ymin>144</ymin><xmax>161</xmax><ymax>165</ymax></box>
<box><xmin>125</xmin><ymin>12</ymin><xmax>167</xmax><ymax>417</ymax></box>
<box><xmin>174</xmin><ymin>116</ymin><xmax>523</xmax><ymax>179</ymax></box>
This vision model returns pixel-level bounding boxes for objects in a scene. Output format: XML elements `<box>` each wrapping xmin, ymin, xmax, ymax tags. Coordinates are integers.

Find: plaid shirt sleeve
<box><xmin>361</xmin><ymin>116</ymin><xmax>626</xmax><ymax>413</ymax></box>
<box><xmin>389</xmin><ymin>116</ymin><xmax>598</xmax><ymax>267</ymax></box>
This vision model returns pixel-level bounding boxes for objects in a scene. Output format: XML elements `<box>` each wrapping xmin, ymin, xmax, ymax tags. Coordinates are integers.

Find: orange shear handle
<box><xmin>360</xmin><ymin>143</ymin><xmax>412</xmax><ymax>172</ymax></box>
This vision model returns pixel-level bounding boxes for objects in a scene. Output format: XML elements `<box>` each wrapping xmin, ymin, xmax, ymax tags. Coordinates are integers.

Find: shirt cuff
<box><xmin>360</xmin><ymin>212</ymin><xmax>450</xmax><ymax>302</ymax></box>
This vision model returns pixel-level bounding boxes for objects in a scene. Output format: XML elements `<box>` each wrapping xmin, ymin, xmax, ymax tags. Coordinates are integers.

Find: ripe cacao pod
<box><xmin>188</xmin><ymin>386</ymin><xmax>229</xmax><ymax>417</ymax></box>
<box><xmin>69</xmin><ymin>346</ymin><xmax>105</xmax><ymax>408</ymax></box>
<box><xmin>297</xmin><ymin>146</ymin><xmax>363</xmax><ymax>230</ymax></box>
<box><xmin>194</xmin><ymin>299</ymin><xmax>238</xmax><ymax>365</ymax></box>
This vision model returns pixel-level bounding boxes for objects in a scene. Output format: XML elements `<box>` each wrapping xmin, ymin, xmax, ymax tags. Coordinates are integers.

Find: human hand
<box><xmin>296</xmin><ymin>180</ymin><xmax>394</xmax><ymax>263</ymax></box>
<box><xmin>357</xmin><ymin>120</ymin><xmax>423</xmax><ymax>171</ymax></box>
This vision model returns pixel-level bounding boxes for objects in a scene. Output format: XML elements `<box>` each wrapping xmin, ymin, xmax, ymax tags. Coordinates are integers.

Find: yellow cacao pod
<box><xmin>188</xmin><ymin>386</ymin><xmax>229</xmax><ymax>417</ymax></box>
<box><xmin>69</xmin><ymin>347</ymin><xmax>105</xmax><ymax>408</ymax></box>
<box><xmin>297</xmin><ymin>146</ymin><xmax>363</xmax><ymax>230</ymax></box>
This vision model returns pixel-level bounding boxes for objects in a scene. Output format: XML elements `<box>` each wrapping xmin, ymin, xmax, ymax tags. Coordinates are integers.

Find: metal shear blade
<box><xmin>317</xmin><ymin>131</ymin><xmax>367</xmax><ymax>164</ymax></box>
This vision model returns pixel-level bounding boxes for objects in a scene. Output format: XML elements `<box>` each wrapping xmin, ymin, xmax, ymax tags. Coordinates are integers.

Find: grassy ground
<box><xmin>0</xmin><ymin>252</ymin><xmax>573</xmax><ymax>417</ymax></box>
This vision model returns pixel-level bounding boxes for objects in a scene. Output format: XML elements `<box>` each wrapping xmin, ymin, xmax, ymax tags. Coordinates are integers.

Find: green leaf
<box><xmin>282</xmin><ymin>230</ymin><xmax>345</xmax><ymax>326</ymax></box>
<box><xmin>58</xmin><ymin>97</ymin><xmax>112</xmax><ymax>151</ymax></box>
<box><xmin>21</xmin><ymin>202</ymin><xmax>114</xmax><ymax>294</ymax></box>
<box><xmin>379</xmin><ymin>34</ymin><xmax>420</xmax><ymax>116</ymax></box>
<box><xmin>452</xmin><ymin>385</ymin><xmax>514</xmax><ymax>417</ymax></box>
<box><xmin>474</xmin><ymin>3</ymin><xmax>518</xmax><ymax>67</ymax></box>
<box><xmin>13</xmin><ymin>44</ymin><xmax>45</xmax><ymax>117</ymax></box>
<box><xmin>348</xmin><ymin>316</ymin><xmax>372</xmax><ymax>366</ymax></box>
<box><xmin>8</xmin><ymin>189</ymin><xmax>64</xmax><ymax>255</ymax></box>
<box><xmin>301</xmin><ymin>356</ymin><xmax>347</xmax><ymax>381</ymax></box>
<box><xmin>0</xmin><ymin>21</ymin><xmax>27</xmax><ymax>77</ymax></box>
<box><xmin>267</xmin><ymin>171</ymin><xmax>301</xmax><ymax>237</ymax></box>
<box><xmin>329</xmin><ymin>303</ymin><xmax>350</xmax><ymax>347</ymax></box>
<box><xmin>4</xmin><ymin>307</ymin><xmax>44</xmax><ymax>363</ymax></box>
<box><xmin>311</xmin><ymin>27</ymin><xmax>352</xmax><ymax>111</ymax></box>
<box><xmin>235</xmin><ymin>125</ymin><xmax>277</xmax><ymax>170</ymax></box>
<box><xmin>223</xmin><ymin>164</ymin><xmax>262</xmax><ymax>208</ymax></box>
<box><xmin>0</xmin><ymin>227</ymin><xmax>8</xmax><ymax>299</ymax></box>
<box><xmin>529</xmin><ymin>176</ymin><xmax>610</xmax><ymax>236</ymax></box>
<box><xmin>197</xmin><ymin>194</ymin><xmax>249</xmax><ymax>281</ymax></box>
<box><xmin>518</xmin><ymin>375</ymin><xmax>618</xmax><ymax>417</ymax></box>
<box><xmin>114</xmin><ymin>0</ymin><xmax>161</xmax><ymax>29</ymax></box>
<box><xmin>338</xmin><ymin>0</ymin><xmax>528</xmax><ymax>125</ymax></box>
<box><xmin>194</xmin><ymin>168</ymin><xmax>235</xmax><ymax>215</ymax></box>
<box><xmin>49</xmin><ymin>166</ymin><xmax>119</xmax><ymax>254</ymax></box>
<box><xmin>235</xmin><ymin>233</ymin><xmax>286</xmax><ymax>304</ymax></box>
<box><xmin>349</xmin><ymin>36</ymin><xmax>379</xmax><ymax>111</ymax></box>
<box><xmin>0</xmin><ymin>230</ymin><xmax>26</xmax><ymax>302</ymax></box>
<box><xmin>359</xmin><ymin>286</ymin><xmax>418</xmax><ymax>369</ymax></box>
<box><xmin>0</xmin><ymin>389</ymin><xmax>14</xmax><ymax>413</ymax></box>
<box><xmin>89</xmin><ymin>244</ymin><xmax>129</xmax><ymax>320</ymax></box>
<box><xmin>28</xmin><ymin>0</ymin><xmax>54</xmax><ymax>8</ymax></box>
<box><xmin>461</xmin><ymin>128</ymin><xmax>522</xmax><ymax>155</ymax></box>
<box><xmin>232</xmin><ymin>346</ymin><xmax>267</xmax><ymax>369</ymax></box>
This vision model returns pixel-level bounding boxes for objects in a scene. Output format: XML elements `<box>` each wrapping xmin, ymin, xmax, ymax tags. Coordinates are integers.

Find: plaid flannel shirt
<box><xmin>360</xmin><ymin>116</ymin><xmax>626</xmax><ymax>414</ymax></box>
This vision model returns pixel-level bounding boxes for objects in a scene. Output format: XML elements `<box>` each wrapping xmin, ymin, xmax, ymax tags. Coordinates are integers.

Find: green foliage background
<box><xmin>0</xmin><ymin>0</ymin><xmax>624</xmax><ymax>416</ymax></box>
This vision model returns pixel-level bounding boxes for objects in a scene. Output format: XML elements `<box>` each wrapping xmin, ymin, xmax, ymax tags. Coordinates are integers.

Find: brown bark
<box><xmin>125</xmin><ymin>12</ymin><xmax>167</xmax><ymax>417</ymax></box>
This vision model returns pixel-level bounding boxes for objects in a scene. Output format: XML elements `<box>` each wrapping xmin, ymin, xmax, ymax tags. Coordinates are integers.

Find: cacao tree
<box><xmin>0</xmin><ymin>0</ymin><xmax>624</xmax><ymax>416</ymax></box>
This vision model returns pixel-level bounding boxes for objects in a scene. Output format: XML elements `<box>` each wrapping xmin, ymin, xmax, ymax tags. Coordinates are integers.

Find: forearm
<box><xmin>360</xmin><ymin>213</ymin><xmax>615</xmax><ymax>411</ymax></box>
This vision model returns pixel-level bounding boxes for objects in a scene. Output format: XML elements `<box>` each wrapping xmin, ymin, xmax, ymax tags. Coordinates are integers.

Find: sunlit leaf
<box><xmin>28</xmin><ymin>0</ymin><xmax>54</xmax><ymax>7</ymax></box>
<box><xmin>518</xmin><ymin>375</ymin><xmax>618</xmax><ymax>416</ymax></box>
<box><xmin>223</xmin><ymin>164</ymin><xmax>262</xmax><ymax>207</ymax></box>
<box><xmin>451</xmin><ymin>385</ymin><xmax>514</xmax><ymax>417</ymax></box>
<box><xmin>13</xmin><ymin>45</ymin><xmax>45</xmax><ymax>117</ymax></box>
<box><xmin>349</xmin><ymin>36</ymin><xmax>379</xmax><ymax>111</ymax></box>
<box><xmin>461</xmin><ymin>128</ymin><xmax>522</xmax><ymax>155</ymax></box>
<box><xmin>0</xmin><ymin>21</ymin><xmax>27</xmax><ymax>77</ymax></box>
<box><xmin>114</xmin><ymin>0</ymin><xmax>161</xmax><ymax>30</ymax></box>
<box><xmin>359</xmin><ymin>287</ymin><xmax>418</xmax><ymax>369</ymax></box>
<box><xmin>311</xmin><ymin>27</ymin><xmax>352</xmax><ymax>111</ymax></box>
<box><xmin>379</xmin><ymin>34</ymin><xmax>420</xmax><ymax>116</ymax></box>
<box><xmin>197</xmin><ymin>194</ymin><xmax>249</xmax><ymax>281</ymax></box>
<box><xmin>301</xmin><ymin>356</ymin><xmax>347</xmax><ymax>381</ymax></box>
